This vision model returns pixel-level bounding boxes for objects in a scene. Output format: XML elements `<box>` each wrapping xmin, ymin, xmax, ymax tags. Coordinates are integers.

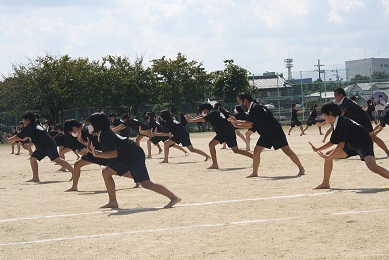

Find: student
<box><xmin>333</xmin><ymin>88</ymin><xmax>389</xmax><ymax>156</ymax></box>
<box><xmin>109</xmin><ymin>113</ymin><xmax>122</xmax><ymax>128</ymax></box>
<box><xmin>300</xmin><ymin>104</ymin><xmax>324</xmax><ymax>136</ymax></box>
<box><xmin>366</xmin><ymin>99</ymin><xmax>377</xmax><ymax>123</ymax></box>
<box><xmin>43</xmin><ymin>120</ymin><xmax>54</xmax><ymax>132</ymax></box>
<box><xmin>5</xmin><ymin>111</ymin><xmax>74</xmax><ymax>182</ymax></box>
<box><xmin>87</xmin><ymin>112</ymin><xmax>181</xmax><ymax>208</ymax></box>
<box><xmin>141</xmin><ymin>110</ymin><xmax>210</xmax><ymax>163</ymax></box>
<box><xmin>111</xmin><ymin>114</ymin><xmax>149</xmax><ymax>145</ymax></box>
<box><xmin>288</xmin><ymin>104</ymin><xmax>305</xmax><ymax>135</ymax></box>
<box><xmin>309</xmin><ymin>103</ymin><xmax>389</xmax><ymax>189</ymax></box>
<box><xmin>144</xmin><ymin>112</ymin><xmax>188</xmax><ymax>158</ymax></box>
<box><xmin>15</xmin><ymin>121</ymin><xmax>34</xmax><ymax>155</ymax></box>
<box><xmin>185</xmin><ymin>103</ymin><xmax>253</xmax><ymax>169</ymax></box>
<box><xmin>376</xmin><ymin>95</ymin><xmax>386</xmax><ymax>122</ymax></box>
<box><xmin>374</xmin><ymin>105</ymin><xmax>389</xmax><ymax>135</ymax></box>
<box><xmin>228</xmin><ymin>93</ymin><xmax>305</xmax><ymax>178</ymax></box>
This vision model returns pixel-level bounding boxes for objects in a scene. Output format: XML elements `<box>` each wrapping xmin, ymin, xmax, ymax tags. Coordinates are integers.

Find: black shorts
<box><xmin>107</xmin><ymin>147</ymin><xmax>150</xmax><ymax>183</ymax></box>
<box><xmin>150</xmin><ymin>136</ymin><xmax>168</xmax><ymax>145</ymax></box>
<box><xmin>290</xmin><ymin>120</ymin><xmax>302</xmax><ymax>127</ymax></box>
<box><xmin>32</xmin><ymin>145</ymin><xmax>60</xmax><ymax>161</ymax></box>
<box><xmin>171</xmin><ymin>131</ymin><xmax>192</xmax><ymax>147</ymax></box>
<box><xmin>379</xmin><ymin>115</ymin><xmax>389</xmax><ymax>127</ymax></box>
<box><xmin>343</xmin><ymin>143</ymin><xmax>374</xmax><ymax>161</ymax></box>
<box><xmin>306</xmin><ymin>120</ymin><xmax>316</xmax><ymax>126</ymax></box>
<box><xmin>213</xmin><ymin>135</ymin><xmax>237</xmax><ymax>148</ymax></box>
<box><xmin>256</xmin><ymin>134</ymin><xmax>288</xmax><ymax>150</ymax></box>
<box><xmin>82</xmin><ymin>153</ymin><xmax>109</xmax><ymax>166</ymax></box>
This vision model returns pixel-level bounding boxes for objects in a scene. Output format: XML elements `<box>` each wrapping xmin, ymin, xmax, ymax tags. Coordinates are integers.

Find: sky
<box><xmin>1</xmin><ymin>0</ymin><xmax>389</xmax><ymax>79</ymax></box>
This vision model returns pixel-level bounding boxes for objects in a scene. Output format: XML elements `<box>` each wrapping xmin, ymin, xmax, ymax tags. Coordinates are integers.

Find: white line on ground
<box><xmin>0</xmin><ymin>191</ymin><xmax>335</xmax><ymax>223</ymax></box>
<box><xmin>0</xmin><ymin>208</ymin><xmax>387</xmax><ymax>247</ymax></box>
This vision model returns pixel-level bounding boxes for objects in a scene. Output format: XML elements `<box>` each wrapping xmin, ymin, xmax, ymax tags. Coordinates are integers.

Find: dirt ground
<box><xmin>0</xmin><ymin>126</ymin><xmax>388</xmax><ymax>259</ymax></box>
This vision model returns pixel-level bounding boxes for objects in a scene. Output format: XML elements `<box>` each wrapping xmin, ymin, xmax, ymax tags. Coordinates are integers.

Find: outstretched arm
<box><xmin>184</xmin><ymin>114</ymin><xmax>205</xmax><ymax>123</ymax></box>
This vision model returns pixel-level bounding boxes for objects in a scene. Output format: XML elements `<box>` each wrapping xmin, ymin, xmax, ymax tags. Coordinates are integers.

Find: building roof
<box><xmin>307</xmin><ymin>92</ymin><xmax>334</xmax><ymax>99</ymax></box>
<box><xmin>250</xmin><ymin>75</ymin><xmax>292</xmax><ymax>90</ymax></box>
<box><xmin>346</xmin><ymin>81</ymin><xmax>389</xmax><ymax>91</ymax></box>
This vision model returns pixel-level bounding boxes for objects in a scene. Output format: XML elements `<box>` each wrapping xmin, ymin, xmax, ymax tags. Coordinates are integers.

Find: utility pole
<box><xmin>314</xmin><ymin>59</ymin><xmax>325</xmax><ymax>81</ymax></box>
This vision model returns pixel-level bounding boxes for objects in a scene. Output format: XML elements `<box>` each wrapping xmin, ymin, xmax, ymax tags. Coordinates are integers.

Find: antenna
<box><xmin>284</xmin><ymin>58</ymin><xmax>293</xmax><ymax>81</ymax></box>
<box><xmin>314</xmin><ymin>59</ymin><xmax>325</xmax><ymax>81</ymax></box>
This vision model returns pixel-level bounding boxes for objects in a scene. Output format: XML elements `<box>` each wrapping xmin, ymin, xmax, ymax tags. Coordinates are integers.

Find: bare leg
<box><xmin>301</xmin><ymin>125</ymin><xmax>309</xmax><ymax>136</ymax></box>
<box><xmin>235</xmin><ymin>129</ymin><xmax>246</xmax><ymax>143</ymax></box>
<box><xmin>370</xmin><ymin>132</ymin><xmax>389</xmax><ymax>155</ymax></box>
<box><xmin>364</xmin><ymin>156</ymin><xmax>389</xmax><ymax>179</ymax></box>
<box><xmin>140</xmin><ymin>179</ymin><xmax>181</xmax><ymax>208</ymax></box>
<box><xmin>280</xmin><ymin>145</ymin><xmax>305</xmax><ymax>175</ymax></box>
<box><xmin>15</xmin><ymin>142</ymin><xmax>21</xmax><ymax>155</ymax></box>
<box><xmin>374</xmin><ymin>125</ymin><xmax>384</xmax><ymax>135</ymax></box>
<box><xmin>247</xmin><ymin>145</ymin><xmax>265</xmax><ymax>178</ymax></box>
<box><xmin>231</xmin><ymin>146</ymin><xmax>253</xmax><ymax>159</ymax></box>
<box><xmin>288</xmin><ymin>127</ymin><xmax>293</xmax><ymax>135</ymax></box>
<box><xmin>100</xmin><ymin>167</ymin><xmax>119</xmax><ymax>208</ymax></box>
<box><xmin>245</xmin><ymin>130</ymin><xmax>253</xmax><ymax>151</ymax></box>
<box><xmin>58</xmin><ymin>147</ymin><xmax>72</xmax><ymax>171</ymax></box>
<box><xmin>208</xmin><ymin>139</ymin><xmax>219</xmax><ymax>169</ymax></box>
<box><xmin>172</xmin><ymin>145</ymin><xmax>188</xmax><ymax>156</ymax></box>
<box><xmin>65</xmin><ymin>159</ymin><xmax>91</xmax><ymax>192</ymax></box>
<box><xmin>135</xmin><ymin>135</ymin><xmax>145</xmax><ymax>146</ymax></box>
<box><xmin>27</xmin><ymin>157</ymin><xmax>40</xmax><ymax>182</ymax></box>
<box><xmin>315</xmin><ymin>158</ymin><xmax>333</xmax><ymax>189</ymax></box>
<box><xmin>186</xmin><ymin>145</ymin><xmax>210</xmax><ymax>161</ymax></box>
<box><xmin>318</xmin><ymin>126</ymin><xmax>323</xmax><ymax>135</ymax></box>
<box><xmin>299</xmin><ymin>125</ymin><xmax>305</xmax><ymax>135</ymax></box>
<box><xmin>322</xmin><ymin>126</ymin><xmax>333</xmax><ymax>142</ymax></box>
<box><xmin>161</xmin><ymin>139</ymin><xmax>176</xmax><ymax>163</ymax></box>
<box><xmin>53</xmin><ymin>157</ymin><xmax>74</xmax><ymax>180</ymax></box>
<box><xmin>156</xmin><ymin>143</ymin><xmax>163</xmax><ymax>154</ymax></box>
<box><xmin>146</xmin><ymin>140</ymin><xmax>153</xmax><ymax>158</ymax></box>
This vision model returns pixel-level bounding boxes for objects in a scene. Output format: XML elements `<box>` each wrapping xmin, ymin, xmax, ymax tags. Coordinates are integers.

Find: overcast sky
<box><xmin>1</xmin><ymin>0</ymin><xmax>388</xmax><ymax>79</ymax></box>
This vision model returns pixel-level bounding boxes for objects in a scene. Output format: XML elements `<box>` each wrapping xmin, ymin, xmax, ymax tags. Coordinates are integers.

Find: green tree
<box><xmin>210</xmin><ymin>60</ymin><xmax>253</xmax><ymax>103</ymax></box>
<box><xmin>151</xmin><ymin>53</ymin><xmax>209</xmax><ymax>113</ymax></box>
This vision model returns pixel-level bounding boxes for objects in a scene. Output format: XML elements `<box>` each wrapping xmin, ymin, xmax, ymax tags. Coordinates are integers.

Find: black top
<box><xmin>248</xmin><ymin>103</ymin><xmax>284</xmax><ymax>138</ymax></box>
<box><xmin>308</xmin><ymin>110</ymin><xmax>318</xmax><ymax>121</ymax></box>
<box><xmin>148</xmin><ymin>119</ymin><xmax>163</xmax><ymax>132</ymax></box>
<box><xmin>99</xmin><ymin>130</ymin><xmax>139</xmax><ymax>164</ymax></box>
<box><xmin>339</xmin><ymin>97</ymin><xmax>372</xmax><ymax>131</ymax></box>
<box><xmin>204</xmin><ymin>110</ymin><xmax>235</xmax><ymax>137</ymax></box>
<box><xmin>17</xmin><ymin>122</ymin><xmax>56</xmax><ymax>149</ymax></box>
<box><xmin>80</xmin><ymin>125</ymin><xmax>102</xmax><ymax>150</ymax></box>
<box><xmin>330</xmin><ymin>116</ymin><xmax>372</xmax><ymax>149</ymax></box>
<box><xmin>163</xmin><ymin>118</ymin><xmax>187</xmax><ymax>136</ymax></box>
<box><xmin>291</xmin><ymin>109</ymin><xmax>298</xmax><ymax>121</ymax></box>
<box><xmin>124</xmin><ymin>118</ymin><xmax>149</xmax><ymax>131</ymax></box>
<box><xmin>112</xmin><ymin>118</ymin><xmax>122</xmax><ymax>127</ymax></box>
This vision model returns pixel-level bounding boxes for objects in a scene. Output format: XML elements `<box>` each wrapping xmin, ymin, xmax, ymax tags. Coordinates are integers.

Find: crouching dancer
<box><xmin>88</xmin><ymin>112</ymin><xmax>181</xmax><ymax>208</ymax></box>
<box><xmin>309</xmin><ymin>103</ymin><xmax>389</xmax><ymax>189</ymax></box>
<box><xmin>5</xmin><ymin>111</ymin><xmax>74</xmax><ymax>182</ymax></box>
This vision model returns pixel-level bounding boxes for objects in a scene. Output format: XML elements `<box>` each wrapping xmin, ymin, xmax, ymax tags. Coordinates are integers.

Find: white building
<box><xmin>345</xmin><ymin>58</ymin><xmax>389</xmax><ymax>80</ymax></box>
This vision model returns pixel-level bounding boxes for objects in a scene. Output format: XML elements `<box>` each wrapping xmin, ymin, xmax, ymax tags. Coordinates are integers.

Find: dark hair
<box><xmin>237</xmin><ymin>93</ymin><xmax>253</xmax><ymax>102</ymax></box>
<box><xmin>109</xmin><ymin>113</ymin><xmax>117</xmax><ymax>118</ymax></box>
<box><xmin>321</xmin><ymin>103</ymin><xmax>341</xmax><ymax>117</ymax></box>
<box><xmin>22</xmin><ymin>111</ymin><xmax>36</xmax><ymax>123</ymax></box>
<box><xmin>63</xmin><ymin>119</ymin><xmax>82</xmax><ymax>134</ymax></box>
<box><xmin>213</xmin><ymin>102</ymin><xmax>222</xmax><ymax>109</ymax></box>
<box><xmin>291</xmin><ymin>104</ymin><xmax>296</xmax><ymax>108</ymax></box>
<box><xmin>310</xmin><ymin>104</ymin><xmax>318</xmax><ymax>111</ymax></box>
<box><xmin>54</xmin><ymin>124</ymin><xmax>64</xmax><ymax>131</ymax></box>
<box><xmin>159</xmin><ymin>110</ymin><xmax>173</xmax><ymax>123</ymax></box>
<box><xmin>199</xmin><ymin>102</ymin><xmax>213</xmax><ymax>112</ymax></box>
<box><xmin>121</xmin><ymin>114</ymin><xmax>130</xmax><ymax>120</ymax></box>
<box><xmin>334</xmin><ymin>88</ymin><xmax>346</xmax><ymax>97</ymax></box>
<box><xmin>44</xmin><ymin>120</ymin><xmax>51</xmax><ymax>125</ymax></box>
<box><xmin>367</xmin><ymin>100</ymin><xmax>372</xmax><ymax>105</ymax></box>
<box><xmin>350</xmin><ymin>95</ymin><xmax>357</xmax><ymax>101</ymax></box>
<box><xmin>235</xmin><ymin>105</ymin><xmax>244</xmax><ymax>113</ymax></box>
<box><xmin>88</xmin><ymin>112</ymin><xmax>111</xmax><ymax>133</ymax></box>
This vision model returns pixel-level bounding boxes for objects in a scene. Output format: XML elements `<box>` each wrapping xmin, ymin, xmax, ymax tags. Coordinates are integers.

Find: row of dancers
<box><xmin>4</xmin><ymin>89</ymin><xmax>389</xmax><ymax>208</ymax></box>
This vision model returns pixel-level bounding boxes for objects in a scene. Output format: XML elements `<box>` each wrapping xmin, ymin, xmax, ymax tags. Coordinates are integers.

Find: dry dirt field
<box><xmin>0</xmin><ymin>127</ymin><xmax>388</xmax><ymax>259</ymax></box>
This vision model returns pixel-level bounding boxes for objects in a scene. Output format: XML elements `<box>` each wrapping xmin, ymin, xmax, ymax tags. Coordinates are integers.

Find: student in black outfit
<box><xmin>333</xmin><ymin>88</ymin><xmax>389</xmax><ymax>157</ymax></box>
<box><xmin>109</xmin><ymin>113</ymin><xmax>122</xmax><ymax>128</ymax></box>
<box><xmin>112</xmin><ymin>114</ymin><xmax>149</xmax><ymax>145</ymax></box>
<box><xmin>145</xmin><ymin>112</ymin><xmax>188</xmax><ymax>158</ymax></box>
<box><xmin>300</xmin><ymin>104</ymin><xmax>324</xmax><ymax>136</ymax></box>
<box><xmin>366</xmin><ymin>99</ymin><xmax>377</xmax><ymax>123</ymax></box>
<box><xmin>87</xmin><ymin>112</ymin><xmax>181</xmax><ymax>208</ymax></box>
<box><xmin>288</xmin><ymin>104</ymin><xmax>305</xmax><ymax>135</ymax></box>
<box><xmin>185</xmin><ymin>103</ymin><xmax>253</xmax><ymax>169</ymax></box>
<box><xmin>141</xmin><ymin>110</ymin><xmax>210</xmax><ymax>163</ymax></box>
<box><xmin>374</xmin><ymin>105</ymin><xmax>389</xmax><ymax>135</ymax></box>
<box><xmin>5</xmin><ymin>111</ymin><xmax>74</xmax><ymax>182</ymax></box>
<box><xmin>309</xmin><ymin>103</ymin><xmax>389</xmax><ymax>189</ymax></box>
<box><xmin>228</xmin><ymin>93</ymin><xmax>305</xmax><ymax>178</ymax></box>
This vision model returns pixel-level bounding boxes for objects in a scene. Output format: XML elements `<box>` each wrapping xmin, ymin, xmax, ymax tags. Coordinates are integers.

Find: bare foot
<box><xmin>15</xmin><ymin>153</ymin><xmax>20</xmax><ymax>155</ymax></box>
<box><xmin>164</xmin><ymin>197</ymin><xmax>181</xmax><ymax>208</ymax></box>
<box><xmin>58</xmin><ymin>168</ymin><xmax>67</xmax><ymax>172</ymax></box>
<box><xmin>205</xmin><ymin>156</ymin><xmax>211</xmax><ymax>161</ymax></box>
<box><xmin>246</xmin><ymin>173</ymin><xmax>258</xmax><ymax>178</ymax></box>
<box><xmin>160</xmin><ymin>160</ymin><xmax>168</xmax><ymax>163</ymax></box>
<box><xmin>207</xmin><ymin>164</ymin><xmax>219</xmax><ymax>169</ymax></box>
<box><xmin>65</xmin><ymin>187</ymin><xmax>78</xmax><ymax>192</ymax></box>
<box><xmin>133</xmin><ymin>183</ymin><xmax>141</xmax><ymax>188</ymax></box>
<box><xmin>322</xmin><ymin>140</ymin><xmax>325</xmax><ymax>143</ymax></box>
<box><xmin>11</xmin><ymin>152</ymin><xmax>14</xmax><ymax>154</ymax></box>
<box><xmin>185</xmin><ymin>152</ymin><xmax>189</xmax><ymax>156</ymax></box>
<box><xmin>314</xmin><ymin>183</ymin><xmax>330</xmax><ymax>189</ymax></box>
<box><xmin>100</xmin><ymin>202</ymin><xmax>119</xmax><ymax>208</ymax></box>
<box><xmin>158</xmin><ymin>149</ymin><xmax>163</xmax><ymax>155</ymax></box>
<box><xmin>297</xmin><ymin>168</ymin><xmax>305</xmax><ymax>176</ymax></box>
<box><xmin>146</xmin><ymin>155</ymin><xmax>152</xmax><ymax>159</ymax></box>
<box><xmin>26</xmin><ymin>178</ymin><xmax>39</xmax><ymax>182</ymax></box>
